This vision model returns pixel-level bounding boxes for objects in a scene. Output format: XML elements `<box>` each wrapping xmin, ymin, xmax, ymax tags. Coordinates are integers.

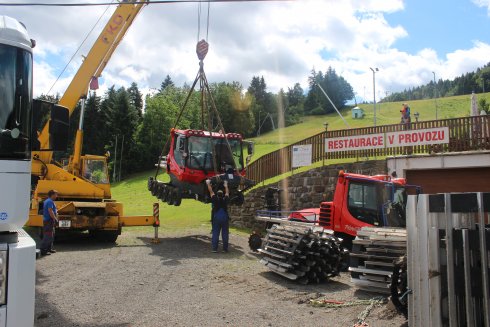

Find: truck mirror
<box><xmin>49</xmin><ymin>104</ymin><xmax>70</xmax><ymax>151</ymax></box>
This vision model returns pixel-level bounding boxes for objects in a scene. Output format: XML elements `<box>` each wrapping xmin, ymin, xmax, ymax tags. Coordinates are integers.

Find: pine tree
<box><xmin>160</xmin><ymin>75</ymin><xmax>175</xmax><ymax>93</ymax></box>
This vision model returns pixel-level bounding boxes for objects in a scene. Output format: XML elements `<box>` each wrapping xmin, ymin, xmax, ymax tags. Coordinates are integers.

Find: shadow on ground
<box><xmin>24</xmin><ymin>227</ymin><xmax>146</xmax><ymax>253</ymax></box>
<box><xmin>138</xmin><ymin>234</ymin><xmax>245</xmax><ymax>266</ymax></box>
<box><xmin>258</xmin><ymin>270</ymin><xmax>351</xmax><ymax>293</ymax></box>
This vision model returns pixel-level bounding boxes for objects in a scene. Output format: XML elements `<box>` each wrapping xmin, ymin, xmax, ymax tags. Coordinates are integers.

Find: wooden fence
<box><xmin>407</xmin><ymin>193</ymin><xmax>490</xmax><ymax>327</ymax></box>
<box><xmin>247</xmin><ymin>115</ymin><xmax>490</xmax><ymax>183</ymax></box>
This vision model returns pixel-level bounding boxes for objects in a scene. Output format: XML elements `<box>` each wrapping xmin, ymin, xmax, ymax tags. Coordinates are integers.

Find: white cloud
<box><xmin>3</xmin><ymin>0</ymin><xmax>490</xmax><ymax>102</ymax></box>
<box><xmin>472</xmin><ymin>0</ymin><xmax>490</xmax><ymax>15</ymax></box>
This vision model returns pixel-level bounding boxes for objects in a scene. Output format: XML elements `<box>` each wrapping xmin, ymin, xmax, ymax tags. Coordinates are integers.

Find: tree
<box><xmin>247</xmin><ymin>76</ymin><xmax>275</xmax><ymax>135</ymax></box>
<box><xmin>160</xmin><ymin>75</ymin><xmax>175</xmax><ymax>93</ymax></box>
<box><xmin>210</xmin><ymin>82</ymin><xmax>255</xmax><ymax>137</ymax></box>
<box><xmin>479</xmin><ymin>98</ymin><xmax>490</xmax><ymax>114</ymax></box>
<box><xmin>304</xmin><ymin>67</ymin><xmax>354</xmax><ymax>115</ymax></box>
<box><xmin>128</xmin><ymin>82</ymin><xmax>143</xmax><ymax>118</ymax></box>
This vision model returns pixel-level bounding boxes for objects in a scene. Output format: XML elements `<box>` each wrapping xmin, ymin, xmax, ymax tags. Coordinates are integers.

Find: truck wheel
<box><xmin>147</xmin><ymin>177</ymin><xmax>154</xmax><ymax>191</ymax></box>
<box><xmin>173</xmin><ymin>189</ymin><xmax>182</xmax><ymax>206</ymax></box>
<box><xmin>166</xmin><ymin>187</ymin><xmax>174</xmax><ymax>205</ymax></box>
<box><xmin>248</xmin><ymin>232</ymin><xmax>262</xmax><ymax>252</ymax></box>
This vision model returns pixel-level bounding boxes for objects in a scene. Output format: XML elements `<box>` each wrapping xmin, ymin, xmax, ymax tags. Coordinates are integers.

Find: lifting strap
<box><xmin>154</xmin><ymin>40</ymin><xmax>238</xmax><ymax>179</ymax></box>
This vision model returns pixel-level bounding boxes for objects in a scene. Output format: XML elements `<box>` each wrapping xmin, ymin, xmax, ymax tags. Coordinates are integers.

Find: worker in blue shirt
<box><xmin>206</xmin><ymin>179</ymin><xmax>230</xmax><ymax>253</ymax></box>
<box><xmin>40</xmin><ymin>190</ymin><xmax>59</xmax><ymax>255</ymax></box>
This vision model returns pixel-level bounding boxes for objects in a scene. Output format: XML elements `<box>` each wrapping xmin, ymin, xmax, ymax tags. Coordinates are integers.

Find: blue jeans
<box><xmin>212</xmin><ymin>215</ymin><xmax>229</xmax><ymax>251</ymax></box>
<box><xmin>40</xmin><ymin>219</ymin><xmax>55</xmax><ymax>252</ymax></box>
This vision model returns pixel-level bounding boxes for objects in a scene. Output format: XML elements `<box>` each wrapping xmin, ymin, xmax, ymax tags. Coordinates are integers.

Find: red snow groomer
<box><xmin>148</xmin><ymin>128</ymin><xmax>255</xmax><ymax>206</ymax></box>
<box><xmin>148</xmin><ymin>40</ymin><xmax>255</xmax><ymax>206</ymax></box>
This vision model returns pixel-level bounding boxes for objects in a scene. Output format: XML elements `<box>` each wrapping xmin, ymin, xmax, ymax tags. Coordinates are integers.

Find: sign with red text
<box><xmin>292</xmin><ymin>144</ymin><xmax>312</xmax><ymax>167</ymax></box>
<box><xmin>326</xmin><ymin>133</ymin><xmax>385</xmax><ymax>152</ymax></box>
<box><xmin>325</xmin><ymin>127</ymin><xmax>449</xmax><ymax>152</ymax></box>
<box><xmin>385</xmin><ymin>127</ymin><xmax>449</xmax><ymax>147</ymax></box>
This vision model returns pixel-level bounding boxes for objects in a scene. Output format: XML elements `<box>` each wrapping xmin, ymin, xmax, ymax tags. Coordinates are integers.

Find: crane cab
<box><xmin>80</xmin><ymin>155</ymin><xmax>111</xmax><ymax>196</ymax></box>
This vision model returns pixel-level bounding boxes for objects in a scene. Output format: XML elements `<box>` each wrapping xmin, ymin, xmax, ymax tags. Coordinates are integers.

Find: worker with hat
<box><xmin>206</xmin><ymin>179</ymin><xmax>230</xmax><ymax>253</ymax></box>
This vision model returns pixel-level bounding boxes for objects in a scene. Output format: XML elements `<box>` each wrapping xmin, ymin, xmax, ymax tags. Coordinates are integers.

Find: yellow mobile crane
<box><xmin>26</xmin><ymin>0</ymin><xmax>155</xmax><ymax>242</ymax></box>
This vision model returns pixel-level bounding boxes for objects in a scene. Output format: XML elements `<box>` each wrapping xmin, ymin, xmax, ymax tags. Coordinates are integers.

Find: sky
<box><xmin>2</xmin><ymin>0</ymin><xmax>490</xmax><ymax>102</ymax></box>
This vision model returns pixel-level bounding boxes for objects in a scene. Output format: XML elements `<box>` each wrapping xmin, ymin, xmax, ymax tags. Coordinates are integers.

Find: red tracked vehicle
<box><xmin>148</xmin><ymin>128</ymin><xmax>255</xmax><ymax>206</ymax></box>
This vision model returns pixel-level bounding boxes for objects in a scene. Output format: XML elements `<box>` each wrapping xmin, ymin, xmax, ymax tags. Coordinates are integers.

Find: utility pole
<box><xmin>113</xmin><ymin>135</ymin><xmax>118</xmax><ymax>182</ymax></box>
<box><xmin>119</xmin><ymin>135</ymin><xmax>124</xmax><ymax>182</ymax></box>
<box><xmin>370</xmin><ymin>67</ymin><xmax>379</xmax><ymax>127</ymax></box>
<box><xmin>433</xmin><ymin>71</ymin><xmax>438</xmax><ymax>120</ymax></box>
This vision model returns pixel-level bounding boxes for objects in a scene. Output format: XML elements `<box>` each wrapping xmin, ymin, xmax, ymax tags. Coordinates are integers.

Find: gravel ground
<box><xmin>32</xmin><ymin>228</ymin><xmax>407</xmax><ymax>327</ymax></box>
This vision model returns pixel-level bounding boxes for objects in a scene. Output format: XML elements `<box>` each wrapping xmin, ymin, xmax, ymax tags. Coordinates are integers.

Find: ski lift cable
<box><xmin>154</xmin><ymin>69</ymin><xmax>201</xmax><ymax>179</ymax></box>
<box><xmin>45</xmin><ymin>0</ymin><xmax>115</xmax><ymax>95</ymax></box>
<box><xmin>316</xmin><ymin>82</ymin><xmax>350</xmax><ymax>128</ymax></box>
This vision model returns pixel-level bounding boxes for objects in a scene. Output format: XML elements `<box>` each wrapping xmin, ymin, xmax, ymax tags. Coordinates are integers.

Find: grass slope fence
<box><xmin>247</xmin><ymin>116</ymin><xmax>490</xmax><ymax>184</ymax></box>
<box><xmin>407</xmin><ymin>193</ymin><xmax>490</xmax><ymax>327</ymax></box>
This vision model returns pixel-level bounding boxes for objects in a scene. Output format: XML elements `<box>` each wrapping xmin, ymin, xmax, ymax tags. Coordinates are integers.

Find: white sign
<box><xmin>385</xmin><ymin>127</ymin><xmax>449</xmax><ymax>147</ymax></box>
<box><xmin>292</xmin><ymin>144</ymin><xmax>312</xmax><ymax>168</ymax></box>
<box><xmin>325</xmin><ymin>127</ymin><xmax>450</xmax><ymax>152</ymax></box>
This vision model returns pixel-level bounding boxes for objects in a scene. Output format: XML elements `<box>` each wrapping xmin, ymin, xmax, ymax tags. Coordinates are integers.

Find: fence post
<box><xmin>445</xmin><ymin>194</ymin><xmax>457</xmax><ymax>327</ymax></box>
<box><xmin>407</xmin><ymin>195</ymin><xmax>418</xmax><ymax>325</ymax></box>
<box><xmin>477</xmin><ymin>192</ymin><xmax>490</xmax><ymax>327</ymax></box>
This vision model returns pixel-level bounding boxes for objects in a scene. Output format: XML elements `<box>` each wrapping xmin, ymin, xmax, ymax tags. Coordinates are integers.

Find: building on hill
<box><xmin>352</xmin><ymin>106</ymin><xmax>365</xmax><ymax>119</ymax></box>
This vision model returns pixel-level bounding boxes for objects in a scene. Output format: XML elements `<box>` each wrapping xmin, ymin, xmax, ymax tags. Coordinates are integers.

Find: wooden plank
<box><xmin>407</xmin><ymin>195</ymin><xmax>418</xmax><ymax>326</ymax></box>
<box><xmin>477</xmin><ymin>193</ymin><xmax>490</xmax><ymax>327</ymax></box>
<box><xmin>352</xmin><ymin>240</ymin><xmax>406</xmax><ymax>247</ymax></box>
<box><xmin>417</xmin><ymin>194</ymin><xmax>431</xmax><ymax>327</ymax></box>
<box><xmin>364</xmin><ymin>260</ymin><xmax>395</xmax><ymax>267</ymax></box>
<box><xmin>428</xmin><ymin>223</ymin><xmax>442</xmax><ymax>327</ymax></box>
<box><xmin>462</xmin><ymin>229</ymin><xmax>475</xmax><ymax>327</ymax></box>
<box><xmin>359</xmin><ymin>274</ymin><xmax>389</xmax><ymax>282</ymax></box>
<box><xmin>349</xmin><ymin>253</ymin><xmax>398</xmax><ymax>261</ymax></box>
<box><xmin>445</xmin><ymin>194</ymin><xmax>458</xmax><ymax>327</ymax></box>
<box><xmin>348</xmin><ymin>267</ymin><xmax>393</xmax><ymax>276</ymax></box>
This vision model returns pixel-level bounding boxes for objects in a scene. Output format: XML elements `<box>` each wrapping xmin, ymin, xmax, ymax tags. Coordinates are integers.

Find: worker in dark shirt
<box><xmin>206</xmin><ymin>179</ymin><xmax>230</xmax><ymax>253</ymax></box>
<box><xmin>40</xmin><ymin>189</ymin><xmax>59</xmax><ymax>255</ymax></box>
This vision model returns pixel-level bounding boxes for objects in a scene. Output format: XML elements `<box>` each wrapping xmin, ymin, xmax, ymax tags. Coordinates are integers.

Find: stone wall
<box><xmin>229</xmin><ymin>159</ymin><xmax>387</xmax><ymax>230</ymax></box>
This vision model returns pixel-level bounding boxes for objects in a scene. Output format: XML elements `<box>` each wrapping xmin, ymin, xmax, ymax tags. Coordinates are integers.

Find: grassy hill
<box><xmin>114</xmin><ymin>92</ymin><xmax>489</xmax><ymax>219</ymax></box>
<box><xmin>250</xmin><ymin>92</ymin><xmax>490</xmax><ymax>159</ymax></box>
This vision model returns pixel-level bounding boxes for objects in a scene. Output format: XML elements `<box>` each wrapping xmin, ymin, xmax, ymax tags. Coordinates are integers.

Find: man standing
<box><xmin>206</xmin><ymin>179</ymin><xmax>230</xmax><ymax>253</ymax></box>
<box><xmin>40</xmin><ymin>190</ymin><xmax>58</xmax><ymax>256</ymax></box>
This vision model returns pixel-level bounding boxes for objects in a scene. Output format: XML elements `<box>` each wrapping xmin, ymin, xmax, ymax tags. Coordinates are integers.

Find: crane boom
<box><xmin>36</xmin><ymin>0</ymin><xmax>146</xmax><ymax>151</ymax></box>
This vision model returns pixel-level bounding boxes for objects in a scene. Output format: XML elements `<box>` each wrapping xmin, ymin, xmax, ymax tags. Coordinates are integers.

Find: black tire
<box><xmin>166</xmin><ymin>187</ymin><xmax>174</xmax><ymax>205</ymax></box>
<box><xmin>390</xmin><ymin>255</ymin><xmax>408</xmax><ymax>318</ymax></box>
<box><xmin>157</xmin><ymin>184</ymin><xmax>166</xmax><ymax>201</ymax></box>
<box><xmin>248</xmin><ymin>233</ymin><xmax>262</xmax><ymax>252</ymax></box>
<box><xmin>173</xmin><ymin>189</ymin><xmax>182</xmax><ymax>206</ymax></box>
<box><xmin>160</xmin><ymin>186</ymin><xmax>170</xmax><ymax>202</ymax></box>
<box><xmin>150</xmin><ymin>182</ymin><xmax>158</xmax><ymax>196</ymax></box>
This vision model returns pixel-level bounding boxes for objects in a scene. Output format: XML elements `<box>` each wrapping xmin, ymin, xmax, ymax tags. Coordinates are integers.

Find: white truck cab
<box><xmin>0</xmin><ymin>15</ymin><xmax>38</xmax><ymax>327</ymax></box>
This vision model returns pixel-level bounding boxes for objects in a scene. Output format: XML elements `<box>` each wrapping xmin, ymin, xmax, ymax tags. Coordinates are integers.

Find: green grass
<box><xmin>248</xmin><ymin>93</ymin><xmax>490</xmax><ymax>156</ymax></box>
<box><xmin>111</xmin><ymin>171</ymin><xmax>249</xmax><ymax>234</ymax></box>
